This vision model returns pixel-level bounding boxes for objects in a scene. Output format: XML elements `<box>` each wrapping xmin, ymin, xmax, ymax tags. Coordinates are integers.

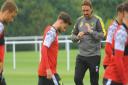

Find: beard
<box><xmin>84</xmin><ymin>14</ymin><xmax>91</xmax><ymax>20</ymax></box>
<box><xmin>84</xmin><ymin>14</ymin><xmax>89</xmax><ymax>17</ymax></box>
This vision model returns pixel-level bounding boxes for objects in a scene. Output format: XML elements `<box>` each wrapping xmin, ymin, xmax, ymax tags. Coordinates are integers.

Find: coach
<box><xmin>71</xmin><ymin>0</ymin><xmax>105</xmax><ymax>85</ymax></box>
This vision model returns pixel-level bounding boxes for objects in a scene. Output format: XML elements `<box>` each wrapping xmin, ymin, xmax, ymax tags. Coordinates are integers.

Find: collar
<box><xmin>122</xmin><ymin>23</ymin><xmax>128</xmax><ymax>30</ymax></box>
<box><xmin>115</xmin><ymin>20</ymin><xmax>120</xmax><ymax>25</ymax></box>
<box><xmin>51</xmin><ymin>25</ymin><xmax>58</xmax><ymax>33</ymax></box>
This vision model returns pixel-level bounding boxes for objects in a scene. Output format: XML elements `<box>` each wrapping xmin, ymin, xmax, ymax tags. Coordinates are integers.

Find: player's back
<box><xmin>103</xmin><ymin>20</ymin><xmax>120</xmax><ymax>67</ymax></box>
<box><xmin>106</xmin><ymin>20</ymin><xmax>119</xmax><ymax>44</ymax></box>
<box><xmin>38</xmin><ymin>25</ymin><xmax>59</xmax><ymax>76</ymax></box>
<box><xmin>104</xmin><ymin>24</ymin><xmax>128</xmax><ymax>83</ymax></box>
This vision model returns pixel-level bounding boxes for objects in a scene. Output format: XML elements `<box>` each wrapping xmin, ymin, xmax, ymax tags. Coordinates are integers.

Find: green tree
<box><xmin>0</xmin><ymin>0</ymin><xmax>125</xmax><ymax>36</ymax></box>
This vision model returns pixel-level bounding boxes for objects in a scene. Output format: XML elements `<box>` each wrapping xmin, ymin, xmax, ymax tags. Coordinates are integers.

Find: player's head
<box><xmin>123</xmin><ymin>1</ymin><xmax>128</xmax><ymax>25</ymax></box>
<box><xmin>0</xmin><ymin>1</ymin><xmax>18</xmax><ymax>23</ymax></box>
<box><xmin>57</xmin><ymin>12</ymin><xmax>71</xmax><ymax>33</ymax></box>
<box><xmin>81</xmin><ymin>0</ymin><xmax>93</xmax><ymax>18</ymax></box>
<box><xmin>116</xmin><ymin>3</ymin><xmax>124</xmax><ymax>22</ymax></box>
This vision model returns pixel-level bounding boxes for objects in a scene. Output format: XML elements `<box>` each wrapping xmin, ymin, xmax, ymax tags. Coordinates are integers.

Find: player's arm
<box><xmin>105</xmin><ymin>26</ymin><xmax>115</xmax><ymax>55</ymax></box>
<box><xmin>0</xmin><ymin>23</ymin><xmax>4</xmax><ymax>63</ymax></box>
<box><xmin>104</xmin><ymin>43</ymin><xmax>112</xmax><ymax>58</ymax></box>
<box><xmin>103</xmin><ymin>42</ymin><xmax>112</xmax><ymax>68</ymax></box>
<box><xmin>114</xmin><ymin>30</ymin><xmax>128</xmax><ymax>84</ymax></box>
<box><xmin>95</xmin><ymin>15</ymin><xmax>106</xmax><ymax>37</ymax></box>
<box><xmin>71</xmin><ymin>18</ymin><xmax>82</xmax><ymax>42</ymax></box>
<box><xmin>88</xmin><ymin>19</ymin><xmax>105</xmax><ymax>40</ymax></box>
<box><xmin>41</xmin><ymin>46</ymin><xmax>50</xmax><ymax>69</ymax></box>
<box><xmin>103</xmin><ymin>26</ymin><xmax>114</xmax><ymax>65</ymax></box>
<box><xmin>0</xmin><ymin>23</ymin><xmax>4</xmax><ymax>73</ymax></box>
<box><xmin>0</xmin><ymin>24</ymin><xmax>4</xmax><ymax>38</ymax></box>
<box><xmin>42</xmin><ymin>29</ymin><xmax>56</xmax><ymax>79</ymax></box>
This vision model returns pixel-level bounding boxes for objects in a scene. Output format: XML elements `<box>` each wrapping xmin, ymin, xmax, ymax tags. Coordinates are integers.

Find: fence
<box><xmin>5</xmin><ymin>36</ymin><xmax>105</xmax><ymax>71</ymax></box>
<box><xmin>5</xmin><ymin>36</ymin><xmax>72</xmax><ymax>71</ymax></box>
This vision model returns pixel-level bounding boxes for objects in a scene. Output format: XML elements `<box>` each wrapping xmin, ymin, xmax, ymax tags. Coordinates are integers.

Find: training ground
<box><xmin>4</xmin><ymin>49</ymin><xmax>104</xmax><ymax>85</ymax></box>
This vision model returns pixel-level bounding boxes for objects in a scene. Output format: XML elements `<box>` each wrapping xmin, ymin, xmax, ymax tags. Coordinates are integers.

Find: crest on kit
<box><xmin>80</xmin><ymin>22</ymin><xmax>83</xmax><ymax>27</ymax></box>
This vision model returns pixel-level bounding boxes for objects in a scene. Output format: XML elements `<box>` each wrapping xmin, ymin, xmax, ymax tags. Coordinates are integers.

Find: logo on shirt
<box><xmin>80</xmin><ymin>22</ymin><xmax>83</xmax><ymax>27</ymax></box>
<box><xmin>91</xmin><ymin>22</ymin><xmax>94</xmax><ymax>27</ymax></box>
<box><xmin>85</xmin><ymin>23</ymin><xmax>94</xmax><ymax>29</ymax></box>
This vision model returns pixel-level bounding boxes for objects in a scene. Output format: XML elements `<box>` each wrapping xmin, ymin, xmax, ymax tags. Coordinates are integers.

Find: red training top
<box><xmin>103</xmin><ymin>20</ymin><xmax>120</xmax><ymax>66</ymax></box>
<box><xmin>104</xmin><ymin>23</ymin><xmax>128</xmax><ymax>85</ymax></box>
<box><xmin>0</xmin><ymin>22</ymin><xmax>5</xmax><ymax>62</ymax></box>
<box><xmin>38</xmin><ymin>25</ymin><xmax>58</xmax><ymax>76</ymax></box>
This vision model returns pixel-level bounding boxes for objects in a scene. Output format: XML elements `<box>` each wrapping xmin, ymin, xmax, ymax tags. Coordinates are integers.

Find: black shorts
<box><xmin>103</xmin><ymin>78</ymin><xmax>123</xmax><ymax>85</ymax></box>
<box><xmin>38</xmin><ymin>74</ymin><xmax>63</xmax><ymax>85</ymax></box>
<box><xmin>0</xmin><ymin>73</ymin><xmax>6</xmax><ymax>85</ymax></box>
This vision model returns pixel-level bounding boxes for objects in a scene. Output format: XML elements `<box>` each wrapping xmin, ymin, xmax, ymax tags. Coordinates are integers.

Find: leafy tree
<box><xmin>0</xmin><ymin>0</ymin><xmax>125</xmax><ymax>36</ymax></box>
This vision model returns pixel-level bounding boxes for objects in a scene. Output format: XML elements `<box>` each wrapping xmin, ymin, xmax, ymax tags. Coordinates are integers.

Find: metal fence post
<box><xmin>66</xmin><ymin>40</ymin><xmax>70</xmax><ymax>72</ymax></box>
<box><xmin>13</xmin><ymin>42</ymin><xmax>16</xmax><ymax>70</ymax></box>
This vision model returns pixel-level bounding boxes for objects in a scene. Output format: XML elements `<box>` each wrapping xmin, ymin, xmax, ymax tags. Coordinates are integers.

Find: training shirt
<box><xmin>103</xmin><ymin>20</ymin><xmax>120</xmax><ymax>66</ymax></box>
<box><xmin>0</xmin><ymin>22</ymin><xmax>4</xmax><ymax>62</ymax></box>
<box><xmin>38</xmin><ymin>25</ymin><xmax>58</xmax><ymax>76</ymax></box>
<box><xmin>104</xmin><ymin>23</ymin><xmax>128</xmax><ymax>84</ymax></box>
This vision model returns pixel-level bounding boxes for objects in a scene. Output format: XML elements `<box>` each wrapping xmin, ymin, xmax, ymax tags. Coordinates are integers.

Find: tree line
<box><xmin>0</xmin><ymin>0</ymin><xmax>124</xmax><ymax>36</ymax></box>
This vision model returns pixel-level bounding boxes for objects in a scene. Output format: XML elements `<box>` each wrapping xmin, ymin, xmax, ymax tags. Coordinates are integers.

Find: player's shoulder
<box><xmin>93</xmin><ymin>15</ymin><xmax>105</xmax><ymax>26</ymax></box>
<box><xmin>112</xmin><ymin>21</ymin><xmax>118</xmax><ymax>26</ymax></box>
<box><xmin>76</xmin><ymin>16</ymin><xmax>84</xmax><ymax>22</ymax></box>
<box><xmin>0</xmin><ymin>22</ymin><xmax>4</xmax><ymax>33</ymax></box>
<box><xmin>0</xmin><ymin>22</ymin><xmax>4</xmax><ymax>29</ymax></box>
<box><xmin>93</xmin><ymin>15</ymin><xmax>103</xmax><ymax>21</ymax></box>
<box><xmin>77</xmin><ymin>15</ymin><xmax>84</xmax><ymax>20</ymax></box>
<box><xmin>118</xmin><ymin>25</ymin><xmax>127</xmax><ymax>34</ymax></box>
<box><xmin>75</xmin><ymin>16</ymin><xmax>84</xmax><ymax>25</ymax></box>
<box><xmin>46</xmin><ymin>26</ymin><xmax>57</xmax><ymax>37</ymax></box>
<box><xmin>110</xmin><ymin>21</ymin><xmax>118</xmax><ymax>27</ymax></box>
<box><xmin>108</xmin><ymin>21</ymin><xmax>118</xmax><ymax>30</ymax></box>
<box><xmin>114</xmin><ymin>25</ymin><xmax>127</xmax><ymax>51</ymax></box>
<box><xmin>115</xmin><ymin>25</ymin><xmax>127</xmax><ymax>39</ymax></box>
<box><xmin>94</xmin><ymin>15</ymin><xmax>100</xmax><ymax>19</ymax></box>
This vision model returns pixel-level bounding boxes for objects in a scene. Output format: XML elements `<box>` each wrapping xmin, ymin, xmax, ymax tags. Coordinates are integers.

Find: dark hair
<box><xmin>81</xmin><ymin>0</ymin><xmax>92</xmax><ymax>8</ymax></box>
<box><xmin>1</xmin><ymin>1</ymin><xmax>18</xmax><ymax>13</ymax></box>
<box><xmin>116</xmin><ymin>3</ymin><xmax>124</xmax><ymax>13</ymax></box>
<box><xmin>123</xmin><ymin>1</ymin><xmax>128</xmax><ymax>12</ymax></box>
<box><xmin>58</xmin><ymin>12</ymin><xmax>72</xmax><ymax>25</ymax></box>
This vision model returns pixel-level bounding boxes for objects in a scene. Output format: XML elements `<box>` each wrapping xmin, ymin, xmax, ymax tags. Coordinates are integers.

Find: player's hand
<box><xmin>46</xmin><ymin>69</ymin><xmax>52</xmax><ymax>79</ymax></box>
<box><xmin>77</xmin><ymin>32</ymin><xmax>85</xmax><ymax>39</ymax></box>
<box><xmin>0</xmin><ymin>62</ymin><xmax>3</xmax><ymax>73</ymax></box>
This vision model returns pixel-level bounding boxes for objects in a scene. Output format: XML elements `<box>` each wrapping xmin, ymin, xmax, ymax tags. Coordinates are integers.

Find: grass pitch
<box><xmin>4</xmin><ymin>49</ymin><xmax>105</xmax><ymax>85</ymax></box>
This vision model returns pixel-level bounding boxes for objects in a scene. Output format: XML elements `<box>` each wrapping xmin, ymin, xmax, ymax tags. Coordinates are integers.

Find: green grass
<box><xmin>4</xmin><ymin>49</ymin><xmax>105</xmax><ymax>85</ymax></box>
